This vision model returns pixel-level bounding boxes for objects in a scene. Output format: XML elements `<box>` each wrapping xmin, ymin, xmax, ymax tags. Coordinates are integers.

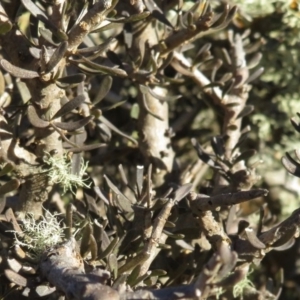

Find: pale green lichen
<box><xmin>11</xmin><ymin>210</ymin><xmax>65</xmax><ymax>257</ymax></box>
<box><xmin>43</xmin><ymin>153</ymin><xmax>91</xmax><ymax>194</ymax></box>
<box><xmin>232</xmin><ymin>271</ymin><xmax>255</xmax><ymax>299</ymax></box>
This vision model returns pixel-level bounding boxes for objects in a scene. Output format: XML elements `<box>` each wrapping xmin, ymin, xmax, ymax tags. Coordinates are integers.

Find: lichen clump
<box><xmin>12</xmin><ymin>211</ymin><xmax>65</xmax><ymax>257</ymax></box>
<box><xmin>43</xmin><ymin>153</ymin><xmax>91</xmax><ymax>194</ymax></box>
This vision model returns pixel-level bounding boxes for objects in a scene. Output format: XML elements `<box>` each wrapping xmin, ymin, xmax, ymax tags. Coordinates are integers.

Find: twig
<box><xmin>188</xmin><ymin>189</ymin><xmax>268</xmax><ymax>212</ymax></box>
<box><xmin>68</xmin><ymin>0</ymin><xmax>113</xmax><ymax>50</ymax></box>
<box><xmin>40</xmin><ymin>238</ymin><xmax>120</xmax><ymax>300</ymax></box>
<box><xmin>40</xmin><ymin>238</ymin><xmax>239</xmax><ymax>300</ymax></box>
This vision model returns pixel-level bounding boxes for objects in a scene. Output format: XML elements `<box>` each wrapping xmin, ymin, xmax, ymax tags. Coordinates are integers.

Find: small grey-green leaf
<box><xmin>191</xmin><ymin>138</ymin><xmax>222</xmax><ymax>170</ymax></box>
<box><xmin>78</xmin><ymin>57</ymin><xmax>127</xmax><ymax>77</ymax></box>
<box><xmin>237</xmin><ymin>105</ymin><xmax>254</xmax><ymax>119</ymax></box>
<box><xmin>90</xmin><ymin>233</ymin><xmax>98</xmax><ymax>260</ymax></box>
<box><xmin>27</xmin><ymin>105</ymin><xmax>50</xmax><ymax>128</ymax></box>
<box><xmin>118</xmin><ymin>164</ymin><xmax>128</xmax><ymax>185</ymax></box>
<box><xmin>147</xmin><ymin>86</ymin><xmax>182</xmax><ymax>102</ymax></box>
<box><xmin>222</xmin><ymin>78</ymin><xmax>235</xmax><ymax>98</ymax></box>
<box><xmin>157</xmin><ymin>243</ymin><xmax>171</xmax><ymax>249</ymax></box>
<box><xmin>0</xmin><ymin>59</ymin><xmax>39</xmax><ymax>79</ymax></box>
<box><xmin>51</xmin><ymin>94</ymin><xmax>86</xmax><ymax>120</ymax></box>
<box><xmin>165</xmin><ymin>221</ymin><xmax>176</xmax><ymax>228</ymax></box>
<box><xmin>245</xmin><ymin>228</ymin><xmax>266</xmax><ymax>249</ymax></box>
<box><xmin>7</xmin><ymin>257</ymin><xmax>22</xmax><ymax>273</ymax></box>
<box><xmin>98</xmin><ymin>236</ymin><xmax>119</xmax><ymax>260</ymax></box>
<box><xmin>97</xmin><ymin>122</ymin><xmax>112</xmax><ymax>142</ymax></box>
<box><xmin>273</xmin><ymin>238</ymin><xmax>295</xmax><ymax>251</ymax></box>
<box><xmin>211</xmin><ymin>5</ymin><xmax>229</xmax><ymax>29</ymax></box>
<box><xmin>150</xmin><ymin>269</ymin><xmax>167</xmax><ymax>277</ymax></box>
<box><xmin>21</xmin><ymin>0</ymin><xmax>52</xmax><ymax>27</ymax></box>
<box><xmin>53</xmin><ymin>116</ymin><xmax>94</xmax><ymax>131</ymax></box>
<box><xmin>22</xmin><ymin>1</ymin><xmax>68</xmax><ymax>41</ymax></box>
<box><xmin>211</xmin><ymin>136</ymin><xmax>225</xmax><ymax>157</ymax></box>
<box><xmin>234</xmin><ymin>126</ymin><xmax>251</xmax><ymax>150</ymax></box>
<box><xmin>29</xmin><ymin>47</ymin><xmax>41</xmax><ymax>59</ymax></box>
<box><xmin>93</xmin><ymin>76</ymin><xmax>113</xmax><ymax>105</ymax></box>
<box><xmin>108</xmin><ymin>253</ymin><xmax>118</xmax><ymax>279</ymax></box>
<box><xmin>0</xmin><ymin>197</ymin><xmax>6</xmax><ymax>214</ymax></box>
<box><xmin>99</xmin><ymin>115</ymin><xmax>138</xmax><ymax>145</ymax></box>
<box><xmin>203</xmin><ymin>82</ymin><xmax>223</xmax><ymax>89</ymax></box>
<box><xmin>76</xmin><ymin>64</ymin><xmax>103</xmax><ymax>74</ymax></box>
<box><xmin>35</xmin><ymin>285</ymin><xmax>56</xmax><ymax>297</ymax></box>
<box><xmin>104</xmin><ymin>175</ymin><xmax>133</xmax><ymax>213</ymax></box>
<box><xmin>45</xmin><ymin>41</ymin><xmax>68</xmax><ymax>73</ymax></box>
<box><xmin>245</xmin><ymin>67</ymin><xmax>264</xmax><ymax>84</ymax></box>
<box><xmin>4</xmin><ymin>269</ymin><xmax>28</xmax><ymax>287</ymax></box>
<box><xmin>56</xmin><ymin>73</ymin><xmax>86</xmax><ymax>84</ymax></box>
<box><xmin>136</xmin><ymin>165</ymin><xmax>144</xmax><ymax>196</ymax></box>
<box><xmin>5</xmin><ymin>208</ymin><xmax>23</xmax><ymax>235</ymax></box>
<box><xmin>163</xmin><ymin>230</ymin><xmax>184</xmax><ymax>239</ymax></box>
<box><xmin>219</xmin><ymin>72</ymin><xmax>233</xmax><ymax>83</ymax></box>
<box><xmin>158</xmin><ymin>51</ymin><xmax>174</xmax><ymax>71</ymax></box>
<box><xmin>173</xmin><ymin>183</ymin><xmax>193</xmax><ymax>202</ymax></box>
<box><xmin>272</xmin><ymin>225</ymin><xmax>297</xmax><ymax>249</ymax></box>
<box><xmin>107</xmin><ymin>11</ymin><xmax>150</xmax><ymax>23</ymax></box>
<box><xmin>151</xmin><ymin>10</ymin><xmax>173</xmax><ymax>28</ymax></box>
<box><xmin>247</xmin><ymin>53</ymin><xmax>262</xmax><ymax>69</ymax></box>
<box><xmin>92</xmin><ymin>21</ymin><xmax>123</xmax><ymax>33</ymax></box>
<box><xmin>76</xmin><ymin>37</ymin><xmax>115</xmax><ymax>54</ymax></box>
<box><xmin>80</xmin><ymin>223</ymin><xmax>92</xmax><ymax>258</ymax></box>
<box><xmin>39</xmin><ymin>27</ymin><xmax>59</xmax><ymax>46</ymax></box>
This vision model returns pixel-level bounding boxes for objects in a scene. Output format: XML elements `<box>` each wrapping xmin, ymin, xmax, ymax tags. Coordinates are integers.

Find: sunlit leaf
<box><xmin>92</xmin><ymin>76</ymin><xmax>113</xmax><ymax>105</ymax></box>
<box><xmin>53</xmin><ymin>116</ymin><xmax>94</xmax><ymax>131</ymax></box>
<box><xmin>51</xmin><ymin>94</ymin><xmax>86</xmax><ymax>120</ymax></box>
<box><xmin>45</xmin><ymin>41</ymin><xmax>68</xmax><ymax>73</ymax></box>
<box><xmin>0</xmin><ymin>59</ymin><xmax>39</xmax><ymax>79</ymax></box>
<box><xmin>27</xmin><ymin>105</ymin><xmax>50</xmax><ymax>128</ymax></box>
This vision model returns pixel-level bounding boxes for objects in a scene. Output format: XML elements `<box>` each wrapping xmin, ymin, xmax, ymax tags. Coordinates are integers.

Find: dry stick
<box><xmin>172</xmin><ymin>35</ymin><xmax>254</xmax><ymax>248</ymax></box>
<box><xmin>41</xmin><ymin>238</ymin><xmax>235</xmax><ymax>300</ymax></box>
<box><xmin>136</xmin><ymin>199</ymin><xmax>173</xmax><ymax>277</ymax></box>
<box><xmin>221</xmin><ymin>34</ymin><xmax>250</xmax><ymax>163</ymax></box>
<box><xmin>68</xmin><ymin>0</ymin><xmax>113</xmax><ymax>50</ymax></box>
<box><xmin>132</xmin><ymin>12</ymin><xmax>175</xmax><ymax>186</ymax></box>
<box><xmin>119</xmin><ymin>198</ymin><xmax>172</xmax><ymax>276</ymax></box>
<box><xmin>160</xmin><ymin>10</ymin><xmax>213</xmax><ymax>56</ymax></box>
<box><xmin>172</xmin><ymin>52</ymin><xmax>232</xmax><ymax>250</ymax></box>
<box><xmin>41</xmin><ymin>236</ymin><xmax>196</xmax><ymax>300</ymax></box>
<box><xmin>0</xmin><ymin>26</ymin><xmax>64</xmax><ymax>218</ymax></box>
<box><xmin>123</xmin><ymin>241</ymin><xmax>238</xmax><ymax>300</ymax></box>
<box><xmin>173</xmin><ymin>38</ymin><xmax>249</xmax><ymax>163</ymax></box>
<box><xmin>0</xmin><ymin>0</ymin><xmax>114</xmax><ymax>218</ymax></box>
<box><xmin>138</xmin><ymin>87</ymin><xmax>175</xmax><ymax>186</ymax></box>
<box><xmin>40</xmin><ymin>238</ymin><xmax>120</xmax><ymax>300</ymax></box>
